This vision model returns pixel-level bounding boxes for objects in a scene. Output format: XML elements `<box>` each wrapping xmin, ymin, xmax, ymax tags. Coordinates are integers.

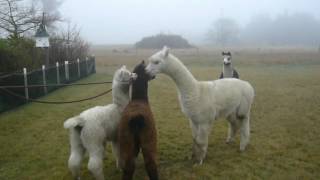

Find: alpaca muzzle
<box><xmin>129</xmin><ymin>73</ymin><xmax>138</xmax><ymax>84</ymax></box>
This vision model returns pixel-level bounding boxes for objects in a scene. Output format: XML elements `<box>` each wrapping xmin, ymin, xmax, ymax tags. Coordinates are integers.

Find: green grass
<box><xmin>1</xmin><ymin>48</ymin><xmax>320</xmax><ymax>179</ymax></box>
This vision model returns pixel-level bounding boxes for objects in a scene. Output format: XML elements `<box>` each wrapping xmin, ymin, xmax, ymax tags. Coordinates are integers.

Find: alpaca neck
<box><xmin>164</xmin><ymin>55</ymin><xmax>197</xmax><ymax>95</ymax></box>
<box><xmin>112</xmin><ymin>83</ymin><xmax>129</xmax><ymax>107</ymax></box>
<box><xmin>223</xmin><ymin>63</ymin><xmax>233</xmax><ymax>77</ymax></box>
<box><xmin>131</xmin><ymin>81</ymin><xmax>148</xmax><ymax>102</ymax></box>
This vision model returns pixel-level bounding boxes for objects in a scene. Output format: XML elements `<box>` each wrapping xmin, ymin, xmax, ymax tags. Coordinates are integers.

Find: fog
<box><xmin>58</xmin><ymin>0</ymin><xmax>320</xmax><ymax>45</ymax></box>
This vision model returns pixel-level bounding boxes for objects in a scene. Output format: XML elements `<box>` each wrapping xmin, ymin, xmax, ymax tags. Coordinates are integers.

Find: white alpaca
<box><xmin>64</xmin><ymin>66</ymin><xmax>137</xmax><ymax>180</ymax></box>
<box><xmin>146</xmin><ymin>47</ymin><xmax>254</xmax><ymax>164</ymax></box>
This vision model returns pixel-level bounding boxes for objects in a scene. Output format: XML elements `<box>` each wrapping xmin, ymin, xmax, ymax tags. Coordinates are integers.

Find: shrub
<box><xmin>0</xmin><ymin>38</ymin><xmax>42</xmax><ymax>74</ymax></box>
<box><xmin>135</xmin><ymin>34</ymin><xmax>193</xmax><ymax>49</ymax></box>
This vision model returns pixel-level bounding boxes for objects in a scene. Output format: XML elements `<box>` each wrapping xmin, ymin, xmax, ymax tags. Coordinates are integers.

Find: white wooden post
<box><xmin>77</xmin><ymin>58</ymin><xmax>81</xmax><ymax>78</ymax></box>
<box><xmin>85</xmin><ymin>57</ymin><xmax>89</xmax><ymax>75</ymax></box>
<box><xmin>23</xmin><ymin>68</ymin><xmax>29</xmax><ymax>101</ymax></box>
<box><xmin>65</xmin><ymin>61</ymin><xmax>69</xmax><ymax>81</ymax></box>
<box><xmin>56</xmin><ymin>62</ymin><xmax>60</xmax><ymax>84</ymax></box>
<box><xmin>42</xmin><ymin>65</ymin><xmax>47</xmax><ymax>94</ymax></box>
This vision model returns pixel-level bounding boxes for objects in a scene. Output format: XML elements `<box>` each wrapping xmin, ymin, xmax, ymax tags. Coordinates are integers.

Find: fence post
<box><xmin>92</xmin><ymin>55</ymin><xmax>96</xmax><ymax>73</ymax></box>
<box><xmin>77</xmin><ymin>58</ymin><xmax>81</xmax><ymax>78</ymax></box>
<box><xmin>85</xmin><ymin>57</ymin><xmax>89</xmax><ymax>75</ymax></box>
<box><xmin>56</xmin><ymin>62</ymin><xmax>60</xmax><ymax>84</ymax></box>
<box><xmin>23</xmin><ymin>68</ymin><xmax>29</xmax><ymax>101</ymax></box>
<box><xmin>65</xmin><ymin>61</ymin><xmax>69</xmax><ymax>81</ymax></box>
<box><xmin>42</xmin><ymin>65</ymin><xmax>48</xmax><ymax>94</ymax></box>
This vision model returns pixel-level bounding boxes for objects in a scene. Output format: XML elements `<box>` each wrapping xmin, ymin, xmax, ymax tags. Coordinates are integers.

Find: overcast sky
<box><xmin>60</xmin><ymin>0</ymin><xmax>320</xmax><ymax>45</ymax></box>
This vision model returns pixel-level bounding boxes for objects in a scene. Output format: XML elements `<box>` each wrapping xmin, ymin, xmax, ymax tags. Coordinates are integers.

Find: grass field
<box><xmin>0</xmin><ymin>47</ymin><xmax>320</xmax><ymax>179</ymax></box>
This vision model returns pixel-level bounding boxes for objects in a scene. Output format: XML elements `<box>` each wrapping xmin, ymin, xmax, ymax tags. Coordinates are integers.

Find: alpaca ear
<box><xmin>222</xmin><ymin>51</ymin><xmax>225</xmax><ymax>55</ymax></box>
<box><xmin>121</xmin><ymin>65</ymin><xmax>126</xmax><ymax>69</ymax></box>
<box><xmin>162</xmin><ymin>46</ymin><xmax>170</xmax><ymax>58</ymax></box>
<box><xmin>141</xmin><ymin>60</ymin><xmax>145</xmax><ymax>64</ymax></box>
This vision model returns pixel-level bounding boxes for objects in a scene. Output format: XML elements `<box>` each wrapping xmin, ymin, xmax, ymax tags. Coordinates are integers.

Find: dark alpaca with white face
<box><xmin>219</xmin><ymin>51</ymin><xmax>239</xmax><ymax>79</ymax></box>
<box><xmin>118</xmin><ymin>61</ymin><xmax>158</xmax><ymax>180</ymax></box>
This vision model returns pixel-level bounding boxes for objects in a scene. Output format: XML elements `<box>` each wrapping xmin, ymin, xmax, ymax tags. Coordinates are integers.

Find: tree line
<box><xmin>207</xmin><ymin>12</ymin><xmax>320</xmax><ymax>46</ymax></box>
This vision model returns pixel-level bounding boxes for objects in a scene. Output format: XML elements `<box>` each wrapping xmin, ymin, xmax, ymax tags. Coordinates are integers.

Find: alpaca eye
<box><xmin>154</xmin><ymin>61</ymin><xmax>160</xmax><ymax>65</ymax></box>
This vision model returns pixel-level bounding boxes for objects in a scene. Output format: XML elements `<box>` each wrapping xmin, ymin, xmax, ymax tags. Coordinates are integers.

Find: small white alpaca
<box><xmin>146</xmin><ymin>47</ymin><xmax>254</xmax><ymax>164</ymax></box>
<box><xmin>219</xmin><ymin>51</ymin><xmax>239</xmax><ymax>79</ymax></box>
<box><xmin>64</xmin><ymin>66</ymin><xmax>137</xmax><ymax>180</ymax></box>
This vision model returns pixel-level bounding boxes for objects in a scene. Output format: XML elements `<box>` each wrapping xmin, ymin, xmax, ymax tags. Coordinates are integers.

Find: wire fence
<box><xmin>0</xmin><ymin>57</ymin><xmax>96</xmax><ymax>113</ymax></box>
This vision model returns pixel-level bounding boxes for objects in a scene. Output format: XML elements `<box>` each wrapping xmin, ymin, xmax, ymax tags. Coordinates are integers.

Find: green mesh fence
<box><xmin>46</xmin><ymin>66</ymin><xmax>59</xmax><ymax>92</ymax></box>
<box><xmin>0</xmin><ymin>73</ymin><xmax>26</xmax><ymax>111</ymax></box>
<box><xmin>28</xmin><ymin>69</ymin><xmax>45</xmax><ymax>98</ymax></box>
<box><xmin>0</xmin><ymin>58</ymin><xmax>96</xmax><ymax>113</ymax></box>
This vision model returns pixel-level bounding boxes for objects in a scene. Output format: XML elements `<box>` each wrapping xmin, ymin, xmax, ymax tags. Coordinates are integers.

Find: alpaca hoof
<box><xmin>192</xmin><ymin>159</ymin><xmax>203</xmax><ymax>166</ymax></box>
<box><xmin>192</xmin><ymin>156</ymin><xmax>203</xmax><ymax>165</ymax></box>
<box><xmin>226</xmin><ymin>138</ymin><xmax>235</xmax><ymax>144</ymax></box>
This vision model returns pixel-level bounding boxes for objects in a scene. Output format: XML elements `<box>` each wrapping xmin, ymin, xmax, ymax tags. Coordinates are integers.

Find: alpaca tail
<box><xmin>129</xmin><ymin>115</ymin><xmax>145</xmax><ymax>135</ymax></box>
<box><xmin>64</xmin><ymin>116</ymin><xmax>84</xmax><ymax>129</ymax></box>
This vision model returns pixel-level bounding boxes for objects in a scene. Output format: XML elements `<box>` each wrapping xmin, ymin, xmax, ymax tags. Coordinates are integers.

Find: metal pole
<box><xmin>23</xmin><ymin>68</ymin><xmax>29</xmax><ymax>101</ymax></box>
<box><xmin>56</xmin><ymin>62</ymin><xmax>60</xmax><ymax>84</ymax></box>
<box><xmin>42</xmin><ymin>65</ymin><xmax>47</xmax><ymax>94</ymax></box>
<box><xmin>77</xmin><ymin>58</ymin><xmax>81</xmax><ymax>78</ymax></box>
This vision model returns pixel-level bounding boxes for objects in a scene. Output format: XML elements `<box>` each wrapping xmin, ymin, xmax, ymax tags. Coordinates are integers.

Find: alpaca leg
<box><xmin>226</xmin><ymin>114</ymin><xmax>240</xmax><ymax>144</ymax></box>
<box><xmin>141</xmin><ymin>149</ymin><xmax>158</xmax><ymax>180</ymax></box>
<box><xmin>189</xmin><ymin>119</ymin><xmax>198</xmax><ymax>139</ymax></box>
<box><xmin>189</xmin><ymin>120</ymin><xmax>199</xmax><ymax>160</ymax></box>
<box><xmin>122</xmin><ymin>156</ymin><xmax>135</xmax><ymax>180</ymax></box>
<box><xmin>239</xmin><ymin>114</ymin><xmax>250</xmax><ymax>151</ymax></box>
<box><xmin>111</xmin><ymin>141</ymin><xmax>120</xmax><ymax>169</ymax></box>
<box><xmin>68</xmin><ymin>128</ymin><xmax>85</xmax><ymax>179</ymax></box>
<box><xmin>140</xmin><ymin>126</ymin><xmax>158</xmax><ymax>180</ymax></box>
<box><xmin>121</xmin><ymin>144</ymin><xmax>136</xmax><ymax>180</ymax></box>
<box><xmin>120</xmin><ymin>135</ymin><xmax>136</xmax><ymax>180</ymax></box>
<box><xmin>87</xmin><ymin>145</ymin><xmax>105</xmax><ymax>180</ymax></box>
<box><xmin>192</xmin><ymin>123</ymin><xmax>211</xmax><ymax>165</ymax></box>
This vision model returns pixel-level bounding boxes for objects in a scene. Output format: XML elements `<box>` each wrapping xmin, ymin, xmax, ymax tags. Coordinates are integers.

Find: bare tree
<box><xmin>0</xmin><ymin>0</ymin><xmax>61</xmax><ymax>39</ymax></box>
<box><xmin>32</xmin><ymin>0</ymin><xmax>63</xmax><ymax>28</ymax></box>
<box><xmin>50</xmin><ymin>23</ymin><xmax>90</xmax><ymax>64</ymax></box>
<box><xmin>207</xmin><ymin>18</ymin><xmax>240</xmax><ymax>46</ymax></box>
<box><xmin>239</xmin><ymin>12</ymin><xmax>320</xmax><ymax>46</ymax></box>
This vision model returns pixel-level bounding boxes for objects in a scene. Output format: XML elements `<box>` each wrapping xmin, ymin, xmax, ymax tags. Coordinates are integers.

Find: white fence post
<box><xmin>23</xmin><ymin>68</ymin><xmax>29</xmax><ymax>101</ymax></box>
<box><xmin>56</xmin><ymin>62</ymin><xmax>60</xmax><ymax>84</ymax></box>
<box><xmin>77</xmin><ymin>58</ymin><xmax>81</xmax><ymax>78</ymax></box>
<box><xmin>65</xmin><ymin>61</ymin><xmax>69</xmax><ymax>81</ymax></box>
<box><xmin>42</xmin><ymin>65</ymin><xmax>47</xmax><ymax>94</ymax></box>
<box><xmin>85</xmin><ymin>57</ymin><xmax>89</xmax><ymax>75</ymax></box>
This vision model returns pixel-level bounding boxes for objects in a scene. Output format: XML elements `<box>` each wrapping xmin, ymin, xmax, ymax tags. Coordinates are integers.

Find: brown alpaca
<box><xmin>118</xmin><ymin>61</ymin><xmax>158</xmax><ymax>180</ymax></box>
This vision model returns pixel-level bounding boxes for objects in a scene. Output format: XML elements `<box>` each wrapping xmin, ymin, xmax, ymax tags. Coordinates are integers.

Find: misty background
<box><xmin>58</xmin><ymin>0</ymin><xmax>320</xmax><ymax>46</ymax></box>
<box><xmin>1</xmin><ymin>0</ymin><xmax>320</xmax><ymax>46</ymax></box>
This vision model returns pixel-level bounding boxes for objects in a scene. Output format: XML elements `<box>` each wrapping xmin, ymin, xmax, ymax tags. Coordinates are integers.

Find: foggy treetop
<box><xmin>2</xmin><ymin>0</ymin><xmax>320</xmax><ymax>45</ymax></box>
